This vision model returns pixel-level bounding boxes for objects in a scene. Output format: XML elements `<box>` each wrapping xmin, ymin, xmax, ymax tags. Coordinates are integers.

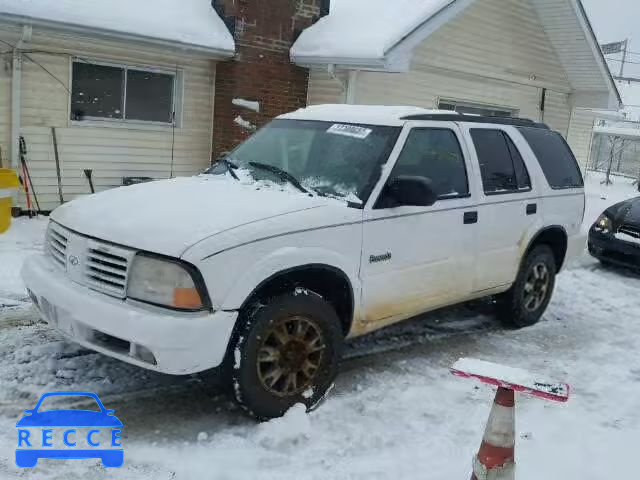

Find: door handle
<box><xmin>463</xmin><ymin>211</ymin><xmax>478</xmax><ymax>224</ymax></box>
<box><xmin>526</xmin><ymin>203</ymin><xmax>537</xmax><ymax>215</ymax></box>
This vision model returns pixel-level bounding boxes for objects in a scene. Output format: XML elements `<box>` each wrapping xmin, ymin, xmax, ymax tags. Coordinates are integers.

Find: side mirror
<box><xmin>385</xmin><ymin>176</ymin><xmax>438</xmax><ymax>207</ymax></box>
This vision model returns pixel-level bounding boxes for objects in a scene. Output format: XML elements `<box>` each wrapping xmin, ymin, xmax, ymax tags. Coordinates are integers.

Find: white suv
<box><xmin>22</xmin><ymin>105</ymin><xmax>586</xmax><ymax>419</ymax></box>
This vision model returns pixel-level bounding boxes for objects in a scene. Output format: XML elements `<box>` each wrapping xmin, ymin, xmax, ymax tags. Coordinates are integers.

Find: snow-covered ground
<box><xmin>0</xmin><ymin>172</ymin><xmax>638</xmax><ymax>479</ymax></box>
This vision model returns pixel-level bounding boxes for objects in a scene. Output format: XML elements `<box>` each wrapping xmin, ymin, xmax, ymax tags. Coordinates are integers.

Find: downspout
<box><xmin>346</xmin><ymin>70</ymin><xmax>359</xmax><ymax>104</ymax></box>
<box><xmin>11</xmin><ymin>25</ymin><xmax>32</xmax><ymax>169</ymax></box>
<box><xmin>327</xmin><ymin>64</ymin><xmax>347</xmax><ymax>103</ymax></box>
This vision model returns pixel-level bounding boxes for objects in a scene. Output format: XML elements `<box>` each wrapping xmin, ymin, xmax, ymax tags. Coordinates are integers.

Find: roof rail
<box><xmin>400</xmin><ymin>113</ymin><xmax>550</xmax><ymax>129</ymax></box>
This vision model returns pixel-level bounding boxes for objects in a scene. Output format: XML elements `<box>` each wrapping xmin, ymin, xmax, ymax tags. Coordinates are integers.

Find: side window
<box><xmin>471</xmin><ymin>129</ymin><xmax>531</xmax><ymax>195</ymax></box>
<box><xmin>517</xmin><ymin>127</ymin><xmax>584</xmax><ymax>189</ymax></box>
<box><xmin>384</xmin><ymin>128</ymin><xmax>469</xmax><ymax>202</ymax></box>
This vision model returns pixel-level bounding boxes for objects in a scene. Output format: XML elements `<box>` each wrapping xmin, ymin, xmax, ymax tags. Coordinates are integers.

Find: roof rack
<box><xmin>400</xmin><ymin>113</ymin><xmax>550</xmax><ymax>129</ymax></box>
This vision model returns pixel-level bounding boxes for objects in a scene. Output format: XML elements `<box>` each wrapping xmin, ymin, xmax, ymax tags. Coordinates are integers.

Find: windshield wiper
<box><xmin>248</xmin><ymin>162</ymin><xmax>310</xmax><ymax>194</ymax></box>
<box><xmin>221</xmin><ymin>158</ymin><xmax>239</xmax><ymax>181</ymax></box>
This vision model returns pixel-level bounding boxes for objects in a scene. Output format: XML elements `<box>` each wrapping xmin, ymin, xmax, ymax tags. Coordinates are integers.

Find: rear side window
<box><xmin>470</xmin><ymin>129</ymin><xmax>531</xmax><ymax>195</ymax></box>
<box><xmin>517</xmin><ymin>127</ymin><xmax>584</xmax><ymax>189</ymax></box>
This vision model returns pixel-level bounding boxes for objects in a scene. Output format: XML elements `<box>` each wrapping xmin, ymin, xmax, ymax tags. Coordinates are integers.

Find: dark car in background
<box><xmin>589</xmin><ymin>197</ymin><xmax>640</xmax><ymax>271</ymax></box>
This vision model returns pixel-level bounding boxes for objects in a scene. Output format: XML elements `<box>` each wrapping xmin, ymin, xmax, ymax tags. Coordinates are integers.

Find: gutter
<box><xmin>0</xmin><ymin>13</ymin><xmax>235</xmax><ymax>59</ymax></box>
<box><xmin>292</xmin><ymin>54</ymin><xmax>388</xmax><ymax>71</ymax></box>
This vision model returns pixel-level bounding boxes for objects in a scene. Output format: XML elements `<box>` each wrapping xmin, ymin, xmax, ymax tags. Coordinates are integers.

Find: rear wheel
<box><xmin>230</xmin><ymin>291</ymin><xmax>343</xmax><ymax>420</ymax></box>
<box><xmin>497</xmin><ymin>245</ymin><xmax>556</xmax><ymax>328</ymax></box>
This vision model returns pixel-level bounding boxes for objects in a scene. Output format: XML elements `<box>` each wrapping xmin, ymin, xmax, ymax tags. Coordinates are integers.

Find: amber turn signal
<box><xmin>173</xmin><ymin>287</ymin><xmax>203</xmax><ymax>309</ymax></box>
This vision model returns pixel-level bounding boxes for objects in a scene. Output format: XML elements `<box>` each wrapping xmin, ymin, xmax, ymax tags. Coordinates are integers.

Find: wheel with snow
<box><xmin>496</xmin><ymin>245</ymin><xmax>556</xmax><ymax>328</ymax></box>
<box><xmin>230</xmin><ymin>291</ymin><xmax>343</xmax><ymax>421</ymax></box>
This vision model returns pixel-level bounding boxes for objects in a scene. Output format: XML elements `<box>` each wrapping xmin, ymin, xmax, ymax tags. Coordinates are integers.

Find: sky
<box><xmin>582</xmin><ymin>0</ymin><xmax>640</xmax><ymax>114</ymax></box>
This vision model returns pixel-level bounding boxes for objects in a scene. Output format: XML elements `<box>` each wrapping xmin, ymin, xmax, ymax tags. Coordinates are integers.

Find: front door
<box><xmin>360</xmin><ymin>122</ymin><xmax>479</xmax><ymax>326</ymax></box>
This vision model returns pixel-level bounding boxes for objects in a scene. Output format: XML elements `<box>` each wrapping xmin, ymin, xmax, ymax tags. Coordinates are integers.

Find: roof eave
<box><xmin>0</xmin><ymin>13</ymin><xmax>236</xmax><ymax>59</ymax></box>
<box><xmin>571</xmin><ymin>0</ymin><xmax>622</xmax><ymax>107</ymax></box>
<box><xmin>290</xmin><ymin>53</ymin><xmax>409</xmax><ymax>72</ymax></box>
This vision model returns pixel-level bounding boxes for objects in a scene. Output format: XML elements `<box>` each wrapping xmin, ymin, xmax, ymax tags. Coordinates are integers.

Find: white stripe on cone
<box><xmin>482</xmin><ymin>404</ymin><xmax>515</xmax><ymax>448</ymax></box>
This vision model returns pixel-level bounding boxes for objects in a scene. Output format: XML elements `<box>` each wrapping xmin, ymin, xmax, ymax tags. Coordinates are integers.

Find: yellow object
<box><xmin>0</xmin><ymin>169</ymin><xmax>21</xmax><ymax>234</ymax></box>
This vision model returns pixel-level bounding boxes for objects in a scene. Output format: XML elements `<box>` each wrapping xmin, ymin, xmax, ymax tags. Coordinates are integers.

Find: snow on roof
<box><xmin>278</xmin><ymin>104</ymin><xmax>452</xmax><ymax>126</ymax></box>
<box><xmin>291</xmin><ymin>0</ymin><xmax>456</xmax><ymax>63</ymax></box>
<box><xmin>0</xmin><ymin>0</ymin><xmax>235</xmax><ymax>56</ymax></box>
<box><xmin>594</xmin><ymin>125</ymin><xmax>640</xmax><ymax>139</ymax></box>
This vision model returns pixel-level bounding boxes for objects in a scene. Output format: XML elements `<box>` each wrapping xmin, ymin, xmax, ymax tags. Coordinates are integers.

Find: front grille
<box><xmin>47</xmin><ymin>224</ymin><xmax>68</xmax><ymax>268</ymax></box>
<box><xmin>618</xmin><ymin>224</ymin><xmax>640</xmax><ymax>239</ymax></box>
<box><xmin>44</xmin><ymin>221</ymin><xmax>133</xmax><ymax>299</ymax></box>
<box><xmin>85</xmin><ymin>245</ymin><xmax>130</xmax><ymax>298</ymax></box>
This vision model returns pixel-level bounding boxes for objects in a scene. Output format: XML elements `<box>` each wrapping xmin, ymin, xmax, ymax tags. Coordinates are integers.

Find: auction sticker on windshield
<box><xmin>326</xmin><ymin>124</ymin><xmax>372</xmax><ymax>139</ymax></box>
<box><xmin>15</xmin><ymin>391</ymin><xmax>123</xmax><ymax>468</ymax></box>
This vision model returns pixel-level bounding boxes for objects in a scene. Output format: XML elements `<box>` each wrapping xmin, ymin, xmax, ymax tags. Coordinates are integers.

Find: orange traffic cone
<box><xmin>471</xmin><ymin>387</ymin><xmax>516</xmax><ymax>480</ymax></box>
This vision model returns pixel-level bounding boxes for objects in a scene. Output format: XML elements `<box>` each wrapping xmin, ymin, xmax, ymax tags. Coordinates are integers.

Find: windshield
<box><xmin>206</xmin><ymin>119</ymin><xmax>400</xmax><ymax>204</ymax></box>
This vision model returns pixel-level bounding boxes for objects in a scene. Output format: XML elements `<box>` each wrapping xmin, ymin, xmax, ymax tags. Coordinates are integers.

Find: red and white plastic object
<box><xmin>451</xmin><ymin>358</ymin><xmax>570</xmax><ymax>480</ymax></box>
<box><xmin>451</xmin><ymin>358</ymin><xmax>569</xmax><ymax>403</ymax></box>
<box><xmin>471</xmin><ymin>387</ymin><xmax>516</xmax><ymax>480</ymax></box>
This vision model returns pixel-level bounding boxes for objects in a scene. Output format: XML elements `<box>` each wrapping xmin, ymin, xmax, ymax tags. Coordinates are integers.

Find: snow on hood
<box><xmin>51</xmin><ymin>176</ymin><xmax>331</xmax><ymax>258</ymax></box>
<box><xmin>617</xmin><ymin>197</ymin><xmax>640</xmax><ymax>225</ymax></box>
<box><xmin>0</xmin><ymin>0</ymin><xmax>235</xmax><ymax>54</ymax></box>
<box><xmin>291</xmin><ymin>0</ymin><xmax>455</xmax><ymax>62</ymax></box>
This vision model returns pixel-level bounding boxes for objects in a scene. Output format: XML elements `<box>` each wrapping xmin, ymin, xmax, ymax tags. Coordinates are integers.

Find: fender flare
<box><xmin>220</xmin><ymin>246</ymin><xmax>361</xmax><ymax>313</ymax></box>
<box><xmin>520</xmin><ymin>225</ymin><xmax>569</xmax><ymax>271</ymax></box>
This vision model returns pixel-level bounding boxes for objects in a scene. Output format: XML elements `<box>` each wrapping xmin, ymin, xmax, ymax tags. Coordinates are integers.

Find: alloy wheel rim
<box><xmin>257</xmin><ymin>316</ymin><xmax>326</xmax><ymax>397</ymax></box>
<box><xmin>523</xmin><ymin>262</ymin><xmax>550</xmax><ymax>312</ymax></box>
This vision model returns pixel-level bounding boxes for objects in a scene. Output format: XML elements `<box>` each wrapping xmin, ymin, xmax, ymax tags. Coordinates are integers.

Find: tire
<box><xmin>230</xmin><ymin>290</ymin><xmax>343</xmax><ymax>420</ymax></box>
<box><xmin>496</xmin><ymin>245</ymin><xmax>556</xmax><ymax>328</ymax></box>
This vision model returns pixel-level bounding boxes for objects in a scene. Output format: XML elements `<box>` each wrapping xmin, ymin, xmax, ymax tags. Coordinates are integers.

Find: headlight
<box><xmin>126</xmin><ymin>255</ymin><xmax>208</xmax><ymax>311</ymax></box>
<box><xmin>594</xmin><ymin>214</ymin><xmax>613</xmax><ymax>233</ymax></box>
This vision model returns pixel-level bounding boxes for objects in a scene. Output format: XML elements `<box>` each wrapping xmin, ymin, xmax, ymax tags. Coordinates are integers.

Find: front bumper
<box><xmin>21</xmin><ymin>254</ymin><xmax>238</xmax><ymax>375</ymax></box>
<box><xmin>588</xmin><ymin>229</ymin><xmax>640</xmax><ymax>271</ymax></box>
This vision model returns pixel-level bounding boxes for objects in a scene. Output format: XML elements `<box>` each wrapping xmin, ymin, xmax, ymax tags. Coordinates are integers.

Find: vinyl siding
<box><xmin>567</xmin><ymin>109</ymin><xmax>597</xmax><ymax>171</ymax></box>
<box><xmin>307</xmin><ymin>69</ymin><xmax>345</xmax><ymax>105</ymax></box>
<box><xmin>307</xmin><ymin>0</ymin><xmax>573</xmax><ymax>137</ymax></box>
<box><xmin>0</xmin><ymin>51</ymin><xmax>10</xmax><ymax>169</ymax></box>
<box><xmin>0</xmin><ymin>24</ymin><xmax>216</xmax><ymax>211</ymax></box>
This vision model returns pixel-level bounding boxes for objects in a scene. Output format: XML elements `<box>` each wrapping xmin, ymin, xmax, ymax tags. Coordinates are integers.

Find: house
<box><xmin>0</xmin><ymin>0</ymin><xmax>322</xmax><ymax>212</ymax></box>
<box><xmin>291</xmin><ymin>0</ymin><xmax>621</xmax><ymax>171</ymax></box>
<box><xmin>1</xmin><ymin>0</ymin><xmax>621</xmax><ymax>212</ymax></box>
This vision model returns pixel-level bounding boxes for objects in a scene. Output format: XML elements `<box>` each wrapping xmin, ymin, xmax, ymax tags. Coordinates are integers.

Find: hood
<box><xmin>607</xmin><ymin>196</ymin><xmax>640</xmax><ymax>226</ymax></box>
<box><xmin>51</xmin><ymin>176</ymin><xmax>332</xmax><ymax>258</ymax></box>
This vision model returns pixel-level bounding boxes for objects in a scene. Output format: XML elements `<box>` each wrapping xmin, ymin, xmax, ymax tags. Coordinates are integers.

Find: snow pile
<box><xmin>0</xmin><ymin>0</ymin><xmax>235</xmax><ymax>54</ymax></box>
<box><xmin>234</xmin><ymin>115</ymin><xmax>257</xmax><ymax>131</ymax></box>
<box><xmin>255</xmin><ymin>404</ymin><xmax>311</xmax><ymax>448</ymax></box>
<box><xmin>0</xmin><ymin>216</ymin><xmax>47</xmax><ymax>302</ymax></box>
<box><xmin>233</xmin><ymin>98</ymin><xmax>260</xmax><ymax>113</ymax></box>
<box><xmin>291</xmin><ymin>0</ymin><xmax>455</xmax><ymax>61</ymax></box>
<box><xmin>583</xmin><ymin>171</ymin><xmax>639</xmax><ymax>227</ymax></box>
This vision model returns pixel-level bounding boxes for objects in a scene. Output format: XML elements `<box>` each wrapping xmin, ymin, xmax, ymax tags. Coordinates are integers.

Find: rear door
<box><xmin>360</xmin><ymin>121</ymin><xmax>480</xmax><ymax>326</ymax></box>
<box><xmin>463</xmin><ymin>125</ymin><xmax>540</xmax><ymax>292</ymax></box>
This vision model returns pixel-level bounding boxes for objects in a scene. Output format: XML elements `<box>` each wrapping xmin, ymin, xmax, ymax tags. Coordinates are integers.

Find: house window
<box><xmin>71</xmin><ymin>60</ymin><xmax>178</xmax><ymax>125</ymax></box>
<box><xmin>439</xmin><ymin>99</ymin><xmax>517</xmax><ymax>118</ymax></box>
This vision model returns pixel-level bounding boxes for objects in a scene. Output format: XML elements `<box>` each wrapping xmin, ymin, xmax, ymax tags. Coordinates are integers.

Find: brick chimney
<box><xmin>211</xmin><ymin>0</ymin><xmax>326</xmax><ymax>158</ymax></box>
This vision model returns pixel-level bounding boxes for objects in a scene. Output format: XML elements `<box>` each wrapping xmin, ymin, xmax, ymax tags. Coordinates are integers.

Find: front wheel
<box><xmin>497</xmin><ymin>245</ymin><xmax>557</xmax><ymax>328</ymax></box>
<box><xmin>230</xmin><ymin>291</ymin><xmax>343</xmax><ymax>420</ymax></box>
